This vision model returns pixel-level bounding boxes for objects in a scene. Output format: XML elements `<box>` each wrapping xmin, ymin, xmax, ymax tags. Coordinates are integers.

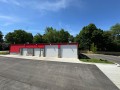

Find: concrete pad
<box><xmin>0</xmin><ymin>55</ymin><xmax>81</xmax><ymax>63</ymax></box>
<box><xmin>96</xmin><ymin>64</ymin><xmax>120</xmax><ymax>89</ymax></box>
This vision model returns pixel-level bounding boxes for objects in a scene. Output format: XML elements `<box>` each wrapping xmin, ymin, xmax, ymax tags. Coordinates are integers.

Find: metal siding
<box><xmin>41</xmin><ymin>49</ymin><xmax>44</xmax><ymax>57</ymax></box>
<box><xmin>45</xmin><ymin>45</ymin><xmax>58</xmax><ymax>57</ymax></box>
<box><xmin>61</xmin><ymin>45</ymin><xmax>78</xmax><ymax>58</ymax></box>
<box><xmin>27</xmin><ymin>48</ymin><xmax>34</xmax><ymax>56</ymax></box>
<box><xmin>10</xmin><ymin>44</ymin><xmax>45</xmax><ymax>53</ymax></box>
<box><xmin>37</xmin><ymin>44</ymin><xmax>45</xmax><ymax>48</ymax></box>
<box><xmin>20</xmin><ymin>48</ymin><xmax>23</xmax><ymax>55</ymax></box>
<box><xmin>10</xmin><ymin>43</ymin><xmax>78</xmax><ymax>58</ymax></box>
<box><xmin>25</xmin><ymin>44</ymin><xmax>37</xmax><ymax>48</ymax></box>
<box><xmin>34</xmin><ymin>48</ymin><xmax>41</xmax><ymax>57</ymax></box>
<box><xmin>22</xmin><ymin>48</ymin><xmax>28</xmax><ymax>56</ymax></box>
<box><xmin>10</xmin><ymin>45</ymin><xmax>25</xmax><ymax>53</ymax></box>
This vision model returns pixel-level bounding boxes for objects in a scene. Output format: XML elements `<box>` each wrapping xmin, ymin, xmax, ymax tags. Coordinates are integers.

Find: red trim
<box><xmin>10</xmin><ymin>43</ymin><xmax>78</xmax><ymax>53</ymax></box>
<box><xmin>10</xmin><ymin>43</ymin><xmax>78</xmax><ymax>46</ymax></box>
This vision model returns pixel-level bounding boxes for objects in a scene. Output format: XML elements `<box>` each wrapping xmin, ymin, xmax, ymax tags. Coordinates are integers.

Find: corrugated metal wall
<box><xmin>10</xmin><ymin>43</ymin><xmax>78</xmax><ymax>58</ymax></box>
<box><xmin>10</xmin><ymin>44</ymin><xmax>45</xmax><ymax>53</ymax></box>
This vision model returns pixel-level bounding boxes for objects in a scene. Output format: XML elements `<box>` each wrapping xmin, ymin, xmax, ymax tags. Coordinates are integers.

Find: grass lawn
<box><xmin>0</xmin><ymin>51</ymin><xmax>9</xmax><ymax>55</ymax></box>
<box><xmin>80</xmin><ymin>59</ymin><xmax>114</xmax><ymax>64</ymax></box>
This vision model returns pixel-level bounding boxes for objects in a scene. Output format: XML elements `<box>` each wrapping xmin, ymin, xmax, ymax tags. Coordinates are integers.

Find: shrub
<box><xmin>0</xmin><ymin>51</ymin><xmax>9</xmax><ymax>55</ymax></box>
<box><xmin>90</xmin><ymin>43</ymin><xmax>97</xmax><ymax>53</ymax></box>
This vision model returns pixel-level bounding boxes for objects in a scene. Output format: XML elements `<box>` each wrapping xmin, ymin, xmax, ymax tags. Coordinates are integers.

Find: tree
<box><xmin>4</xmin><ymin>32</ymin><xmax>14</xmax><ymax>44</ymax></box>
<box><xmin>43</xmin><ymin>27</ymin><xmax>58</xmax><ymax>43</ymax></box>
<box><xmin>58</xmin><ymin>29</ymin><xmax>70</xmax><ymax>43</ymax></box>
<box><xmin>74</xmin><ymin>34</ymin><xmax>81</xmax><ymax>48</ymax></box>
<box><xmin>5</xmin><ymin>30</ymin><xmax>33</xmax><ymax>44</ymax></box>
<box><xmin>92</xmin><ymin>29</ymin><xmax>104</xmax><ymax>50</ymax></box>
<box><xmin>76</xmin><ymin>23</ymin><xmax>106</xmax><ymax>51</ymax></box>
<box><xmin>110</xmin><ymin>23</ymin><xmax>120</xmax><ymax>43</ymax></box>
<box><xmin>43</xmin><ymin>27</ymin><xmax>70</xmax><ymax>43</ymax></box>
<box><xmin>102</xmin><ymin>31</ymin><xmax>114</xmax><ymax>51</ymax></box>
<box><xmin>90</xmin><ymin>43</ymin><xmax>97</xmax><ymax>53</ymax></box>
<box><xmin>0</xmin><ymin>31</ymin><xmax>3</xmax><ymax>43</ymax></box>
<box><xmin>69</xmin><ymin>35</ymin><xmax>74</xmax><ymax>43</ymax></box>
<box><xmin>78</xmin><ymin>24</ymin><xmax>98</xmax><ymax>50</ymax></box>
<box><xmin>33</xmin><ymin>33</ymin><xmax>43</xmax><ymax>43</ymax></box>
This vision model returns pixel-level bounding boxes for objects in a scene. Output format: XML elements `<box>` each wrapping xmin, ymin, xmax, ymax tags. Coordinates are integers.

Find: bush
<box><xmin>0</xmin><ymin>44</ymin><xmax>2</xmax><ymax>50</ymax></box>
<box><xmin>80</xmin><ymin>59</ymin><xmax>114</xmax><ymax>64</ymax></box>
<box><xmin>0</xmin><ymin>51</ymin><xmax>9</xmax><ymax>55</ymax></box>
<box><xmin>90</xmin><ymin>43</ymin><xmax>97</xmax><ymax>53</ymax></box>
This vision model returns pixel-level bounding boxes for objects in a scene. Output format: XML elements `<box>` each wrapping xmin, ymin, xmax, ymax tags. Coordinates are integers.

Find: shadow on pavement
<box><xmin>79</xmin><ymin>53</ymin><xmax>90</xmax><ymax>59</ymax></box>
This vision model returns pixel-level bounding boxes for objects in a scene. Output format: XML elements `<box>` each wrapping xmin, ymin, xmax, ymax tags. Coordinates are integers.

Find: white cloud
<box><xmin>0</xmin><ymin>0</ymin><xmax>74</xmax><ymax>11</ymax></box>
<box><xmin>10</xmin><ymin>0</ymin><xmax>20</xmax><ymax>6</ymax></box>
<box><xmin>0</xmin><ymin>0</ymin><xmax>81</xmax><ymax>12</ymax></box>
<box><xmin>0</xmin><ymin>0</ymin><xmax>21</xmax><ymax>6</ymax></box>
<box><xmin>0</xmin><ymin>15</ymin><xmax>21</xmax><ymax>26</ymax></box>
<box><xmin>34</xmin><ymin>0</ymin><xmax>70</xmax><ymax>11</ymax></box>
<box><xmin>1</xmin><ymin>22</ymin><xmax>13</xmax><ymax>26</ymax></box>
<box><xmin>0</xmin><ymin>0</ymin><xmax>71</xmax><ymax>9</ymax></box>
<box><xmin>0</xmin><ymin>15</ymin><xmax>20</xmax><ymax>22</ymax></box>
<box><xmin>0</xmin><ymin>0</ymin><xmax>8</xmax><ymax>3</ymax></box>
<box><xmin>30</xmin><ymin>0</ymin><xmax>83</xmax><ymax>12</ymax></box>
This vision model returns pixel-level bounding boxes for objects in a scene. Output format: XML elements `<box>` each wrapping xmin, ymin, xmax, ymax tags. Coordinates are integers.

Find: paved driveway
<box><xmin>84</xmin><ymin>54</ymin><xmax>120</xmax><ymax>64</ymax></box>
<box><xmin>0</xmin><ymin>57</ymin><xmax>119</xmax><ymax>90</ymax></box>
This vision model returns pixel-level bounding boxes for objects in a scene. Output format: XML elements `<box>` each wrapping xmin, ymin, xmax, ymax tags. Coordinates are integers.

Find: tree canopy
<box><xmin>77</xmin><ymin>24</ymin><xmax>98</xmax><ymax>50</ymax></box>
<box><xmin>5</xmin><ymin>30</ymin><xmax>33</xmax><ymax>44</ymax></box>
<box><xmin>75</xmin><ymin>23</ymin><xmax>116</xmax><ymax>51</ymax></box>
<box><xmin>110</xmin><ymin>23</ymin><xmax>120</xmax><ymax>43</ymax></box>
<box><xmin>42</xmin><ymin>27</ymin><xmax>70</xmax><ymax>43</ymax></box>
<box><xmin>1</xmin><ymin>23</ymin><xmax>120</xmax><ymax>52</ymax></box>
<box><xmin>0</xmin><ymin>31</ymin><xmax>3</xmax><ymax>43</ymax></box>
<box><xmin>33</xmin><ymin>33</ymin><xmax>43</xmax><ymax>43</ymax></box>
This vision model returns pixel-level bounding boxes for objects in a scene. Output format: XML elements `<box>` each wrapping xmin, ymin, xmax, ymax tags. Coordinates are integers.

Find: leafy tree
<box><xmin>92</xmin><ymin>29</ymin><xmax>103</xmax><ymax>50</ymax></box>
<box><xmin>43</xmin><ymin>27</ymin><xmax>58</xmax><ymax>43</ymax></box>
<box><xmin>74</xmin><ymin>34</ymin><xmax>80</xmax><ymax>43</ymax></box>
<box><xmin>102</xmin><ymin>31</ymin><xmax>113</xmax><ymax>51</ymax></box>
<box><xmin>0</xmin><ymin>31</ymin><xmax>3</xmax><ymax>43</ymax></box>
<box><xmin>110</xmin><ymin>23</ymin><xmax>120</xmax><ymax>43</ymax></box>
<box><xmin>76</xmin><ymin>23</ymin><xmax>109</xmax><ymax>51</ymax></box>
<box><xmin>58</xmin><ymin>29</ymin><xmax>70</xmax><ymax>43</ymax></box>
<box><xmin>33</xmin><ymin>33</ymin><xmax>43</xmax><ymax>43</ymax></box>
<box><xmin>78</xmin><ymin>24</ymin><xmax>98</xmax><ymax>50</ymax></box>
<box><xmin>90</xmin><ymin>43</ymin><xmax>97</xmax><ymax>53</ymax></box>
<box><xmin>5</xmin><ymin>30</ymin><xmax>33</xmax><ymax>44</ymax></box>
<box><xmin>43</xmin><ymin>27</ymin><xmax>70</xmax><ymax>43</ymax></box>
<box><xmin>69</xmin><ymin>35</ymin><xmax>74</xmax><ymax>43</ymax></box>
<box><xmin>4</xmin><ymin>32</ymin><xmax>14</xmax><ymax>44</ymax></box>
<box><xmin>74</xmin><ymin>34</ymin><xmax>81</xmax><ymax>48</ymax></box>
<box><xmin>0</xmin><ymin>31</ymin><xmax>3</xmax><ymax>50</ymax></box>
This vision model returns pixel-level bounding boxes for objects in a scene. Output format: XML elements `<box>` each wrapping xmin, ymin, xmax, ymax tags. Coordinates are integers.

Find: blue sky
<box><xmin>0</xmin><ymin>0</ymin><xmax>120</xmax><ymax>36</ymax></box>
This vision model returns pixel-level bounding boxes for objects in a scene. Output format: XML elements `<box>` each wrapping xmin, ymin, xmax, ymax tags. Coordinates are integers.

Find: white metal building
<box><xmin>10</xmin><ymin>43</ymin><xmax>78</xmax><ymax>59</ymax></box>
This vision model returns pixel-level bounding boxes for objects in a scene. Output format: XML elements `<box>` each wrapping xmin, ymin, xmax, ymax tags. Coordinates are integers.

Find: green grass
<box><xmin>0</xmin><ymin>51</ymin><xmax>9</xmax><ymax>55</ymax></box>
<box><xmin>80</xmin><ymin>59</ymin><xmax>114</xmax><ymax>64</ymax></box>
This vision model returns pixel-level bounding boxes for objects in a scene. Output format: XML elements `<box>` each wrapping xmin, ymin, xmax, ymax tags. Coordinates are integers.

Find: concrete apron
<box><xmin>0</xmin><ymin>55</ymin><xmax>81</xmax><ymax>63</ymax></box>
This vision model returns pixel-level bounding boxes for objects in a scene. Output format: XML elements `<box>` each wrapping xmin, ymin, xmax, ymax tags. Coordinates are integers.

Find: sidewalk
<box><xmin>96</xmin><ymin>64</ymin><xmax>120</xmax><ymax>89</ymax></box>
<box><xmin>0</xmin><ymin>55</ymin><xmax>120</xmax><ymax>89</ymax></box>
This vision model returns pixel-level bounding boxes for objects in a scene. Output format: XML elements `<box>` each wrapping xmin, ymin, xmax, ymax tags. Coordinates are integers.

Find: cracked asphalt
<box><xmin>0</xmin><ymin>56</ymin><xmax>119</xmax><ymax>90</ymax></box>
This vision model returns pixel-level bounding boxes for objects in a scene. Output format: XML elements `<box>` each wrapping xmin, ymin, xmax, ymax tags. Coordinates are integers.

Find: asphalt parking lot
<box><xmin>0</xmin><ymin>56</ymin><xmax>119</xmax><ymax>90</ymax></box>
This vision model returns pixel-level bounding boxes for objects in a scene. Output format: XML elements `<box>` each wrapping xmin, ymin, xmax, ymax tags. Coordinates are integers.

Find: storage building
<box><xmin>10</xmin><ymin>43</ymin><xmax>78</xmax><ymax>58</ymax></box>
